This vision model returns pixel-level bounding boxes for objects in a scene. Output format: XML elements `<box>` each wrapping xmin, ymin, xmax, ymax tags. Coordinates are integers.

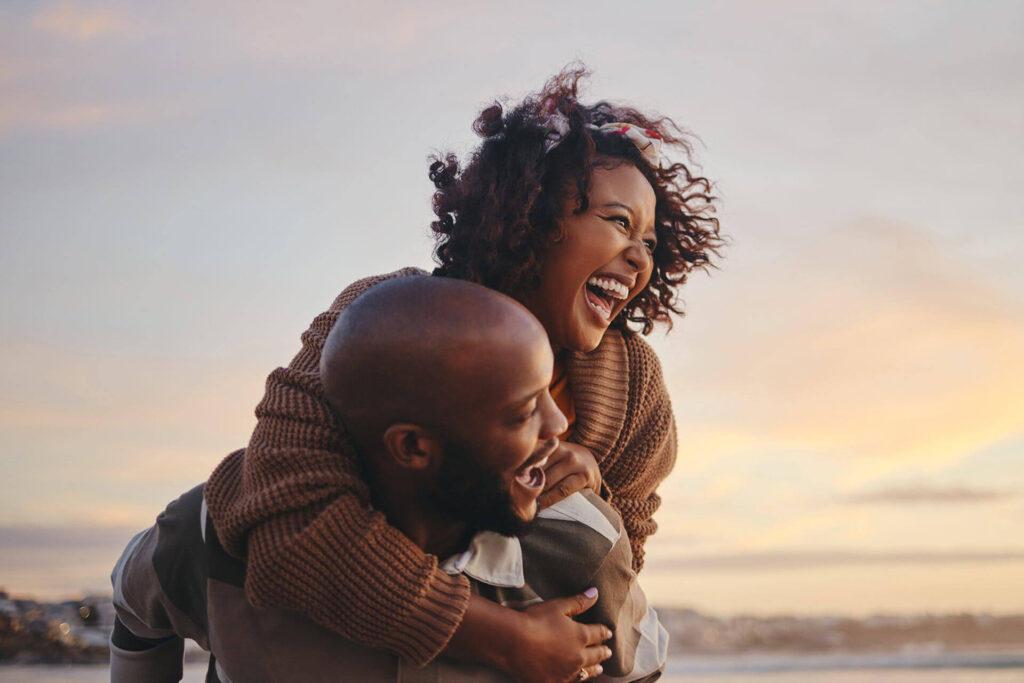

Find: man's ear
<box><xmin>381</xmin><ymin>424</ymin><xmax>442</xmax><ymax>471</ymax></box>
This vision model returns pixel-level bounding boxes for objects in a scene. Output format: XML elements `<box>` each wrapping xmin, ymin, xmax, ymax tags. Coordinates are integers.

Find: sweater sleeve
<box><xmin>602</xmin><ymin>336</ymin><xmax>678</xmax><ymax>572</ymax></box>
<box><xmin>203</xmin><ymin>268</ymin><xmax>471</xmax><ymax>667</ymax></box>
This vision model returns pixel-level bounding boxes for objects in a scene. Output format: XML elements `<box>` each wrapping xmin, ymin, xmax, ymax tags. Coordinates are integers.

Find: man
<box><xmin>110</xmin><ymin>276</ymin><xmax>667</xmax><ymax>682</ymax></box>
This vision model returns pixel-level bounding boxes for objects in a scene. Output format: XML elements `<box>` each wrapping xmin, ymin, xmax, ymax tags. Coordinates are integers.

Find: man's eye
<box><xmin>516</xmin><ymin>404</ymin><xmax>538</xmax><ymax>423</ymax></box>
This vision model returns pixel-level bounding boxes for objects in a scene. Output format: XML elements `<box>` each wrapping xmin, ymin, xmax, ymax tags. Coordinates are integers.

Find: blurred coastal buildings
<box><xmin>659</xmin><ymin>608</ymin><xmax>1024</xmax><ymax>656</ymax></box>
<box><xmin>0</xmin><ymin>590</ymin><xmax>111</xmax><ymax>663</ymax></box>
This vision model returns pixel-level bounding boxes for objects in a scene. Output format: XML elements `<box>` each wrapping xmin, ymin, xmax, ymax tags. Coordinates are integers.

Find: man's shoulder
<box><xmin>538</xmin><ymin>490</ymin><xmax>623</xmax><ymax>543</ymax></box>
<box><xmin>521</xmin><ymin>491</ymin><xmax>628</xmax><ymax>598</ymax></box>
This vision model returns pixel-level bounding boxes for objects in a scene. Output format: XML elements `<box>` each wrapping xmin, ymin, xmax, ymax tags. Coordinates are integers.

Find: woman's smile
<box><xmin>584</xmin><ymin>274</ymin><xmax>632</xmax><ymax>320</ymax></box>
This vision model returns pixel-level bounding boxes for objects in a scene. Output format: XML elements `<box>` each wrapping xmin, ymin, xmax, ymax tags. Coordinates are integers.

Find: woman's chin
<box><xmin>557</xmin><ymin>326</ymin><xmax>606</xmax><ymax>353</ymax></box>
<box><xmin>570</xmin><ymin>319</ymin><xmax>612</xmax><ymax>353</ymax></box>
<box><xmin>546</xmin><ymin>308</ymin><xmax>611</xmax><ymax>352</ymax></box>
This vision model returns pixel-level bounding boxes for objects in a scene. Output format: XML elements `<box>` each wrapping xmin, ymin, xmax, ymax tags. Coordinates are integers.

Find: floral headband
<box><xmin>589</xmin><ymin>122</ymin><xmax>664</xmax><ymax>167</ymax></box>
<box><xmin>540</xmin><ymin>100</ymin><xmax>664</xmax><ymax>167</ymax></box>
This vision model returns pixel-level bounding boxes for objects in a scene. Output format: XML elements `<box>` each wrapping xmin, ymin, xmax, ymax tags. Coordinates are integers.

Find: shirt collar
<box><xmin>439</xmin><ymin>531</ymin><xmax>524</xmax><ymax>588</ymax></box>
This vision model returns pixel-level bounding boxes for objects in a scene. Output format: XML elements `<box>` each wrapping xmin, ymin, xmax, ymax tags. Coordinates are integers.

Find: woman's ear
<box><xmin>381</xmin><ymin>424</ymin><xmax>442</xmax><ymax>471</ymax></box>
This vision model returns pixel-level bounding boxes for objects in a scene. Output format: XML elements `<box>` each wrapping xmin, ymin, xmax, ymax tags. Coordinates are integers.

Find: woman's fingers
<box><xmin>539</xmin><ymin>471</ymin><xmax>588</xmax><ymax>508</ymax></box>
<box><xmin>573</xmin><ymin>642</ymin><xmax>612</xmax><ymax>681</ymax></box>
<box><xmin>583</xmin><ymin>644</ymin><xmax>612</xmax><ymax>666</ymax></box>
<box><xmin>515</xmin><ymin>590</ymin><xmax>613</xmax><ymax>683</ymax></box>
<box><xmin>540</xmin><ymin>443</ymin><xmax>601</xmax><ymax>508</ymax></box>
<box><xmin>555</xmin><ymin>587</ymin><xmax>601</xmax><ymax>618</ymax></box>
<box><xmin>581</xmin><ymin>621</ymin><xmax>613</xmax><ymax>647</ymax></box>
<box><xmin>542</xmin><ymin>457</ymin><xmax>583</xmax><ymax>492</ymax></box>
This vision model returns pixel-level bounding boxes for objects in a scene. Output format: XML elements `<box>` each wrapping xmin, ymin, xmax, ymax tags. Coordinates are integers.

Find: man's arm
<box><xmin>109</xmin><ymin>526</ymin><xmax>190</xmax><ymax>683</ymax></box>
<box><xmin>110</xmin><ymin>485</ymin><xmax>211</xmax><ymax>683</ymax></box>
<box><xmin>109</xmin><ymin>615</ymin><xmax>185</xmax><ymax>683</ymax></box>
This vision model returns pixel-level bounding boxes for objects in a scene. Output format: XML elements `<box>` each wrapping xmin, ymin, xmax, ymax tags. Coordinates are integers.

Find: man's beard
<box><xmin>427</xmin><ymin>440</ymin><xmax>532</xmax><ymax>538</ymax></box>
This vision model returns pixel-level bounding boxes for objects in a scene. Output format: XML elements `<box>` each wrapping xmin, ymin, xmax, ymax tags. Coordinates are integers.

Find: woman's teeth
<box><xmin>585</xmin><ymin>276</ymin><xmax>628</xmax><ymax>321</ymax></box>
<box><xmin>586</xmin><ymin>290</ymin><xmax>612</xmax><ymax>320</ymax></box>
<box><xmin>587</xmin><ymin>276</ymin><xmax>629</xmax><ymax>299</ymax></box>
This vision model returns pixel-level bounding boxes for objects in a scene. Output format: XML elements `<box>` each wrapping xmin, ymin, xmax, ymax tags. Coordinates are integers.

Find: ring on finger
<box><xmin>578</xmin><ymin>669</ymin><xmax>589</xmax><ymax>681</ymax></box>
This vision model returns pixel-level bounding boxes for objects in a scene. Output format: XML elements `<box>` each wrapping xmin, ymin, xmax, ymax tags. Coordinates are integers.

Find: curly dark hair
<box><xmin>430</xmin><ymin>65</ymin><xmax>723</xmax><ymax>335</ymax></box>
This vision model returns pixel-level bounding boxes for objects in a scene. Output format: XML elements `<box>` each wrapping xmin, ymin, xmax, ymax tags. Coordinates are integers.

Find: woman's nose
<box><xmin>624</xmin><ymin>240</ymin><xmax>653</xmax><ymax>273</ymax></box>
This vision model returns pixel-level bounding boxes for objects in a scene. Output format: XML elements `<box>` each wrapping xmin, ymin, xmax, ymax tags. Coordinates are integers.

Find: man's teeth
<box><xmin>587</xmin><ymin>276</ymin><xmax>629</xmax><ymax>299</ymax></box>
<box><xmin>516</xmin><ymin>455</ymin><xmax>550</xmax><ymax>488</ymax></box>
<box><xmin>528</xmin><ymin>467</ymin><xmax>543</xmax><ymax>487</ymax></box>
<box><xmin>516</xmin><ymin>465</ymin><xmax>543</xmax><ymax>488</ymax></box>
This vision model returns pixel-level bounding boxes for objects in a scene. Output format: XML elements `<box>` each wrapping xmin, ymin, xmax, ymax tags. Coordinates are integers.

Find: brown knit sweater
<box><xmin>204</xmin><ymin>268</ymin><xmax>677</xmax><ymax>666</ymax></box>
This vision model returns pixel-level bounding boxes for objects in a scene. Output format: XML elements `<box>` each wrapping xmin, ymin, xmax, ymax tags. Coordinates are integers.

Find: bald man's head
<box><xmin>321</xmin><ymin>276</ymin><xmax>548</xmax><ymax>455</ymax></box>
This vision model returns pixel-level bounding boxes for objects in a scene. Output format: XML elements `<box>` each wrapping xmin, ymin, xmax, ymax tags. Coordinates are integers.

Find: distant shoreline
<box><xmin>5</xmin><ymin>588</ymin><xmax>1024</xmax><ymax>666</ymax></box>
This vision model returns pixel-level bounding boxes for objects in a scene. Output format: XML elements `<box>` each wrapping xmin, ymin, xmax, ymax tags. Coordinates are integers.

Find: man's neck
<box><xmin>371</xmin><ymin>480</ymin><xmax>472</xmax><ymax>559</ymax></box>
<box><xmin>399</xmin><ymin>510</ymin><xmax>472</xmax><ymax>560</ymax></box>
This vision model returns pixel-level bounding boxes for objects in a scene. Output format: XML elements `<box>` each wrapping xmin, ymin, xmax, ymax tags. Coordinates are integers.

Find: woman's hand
<box><xmin>444</xmin><ymin>590</ymin><xmax>612</xmax><ymax>683</ymax></box>
<box><xmin>538</xmin><ymin>442</ymin><xmax>602</xmax><ymax>509</ymax></box>
<box><xmin>501</xmin><ymin>589</ymin><xmax>613</xmax><ymax>683</ymax></box>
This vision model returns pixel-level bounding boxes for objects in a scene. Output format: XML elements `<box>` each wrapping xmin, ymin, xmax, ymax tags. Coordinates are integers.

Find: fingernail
<box><xmin>595</xmin><ymin>665</ymin><xmax>603</xmax><ymax>675</ymax></box>
<box><xmin>605</xmin><ymin>647</ymin><xmax>613</xmax><ymax>658</ymax></box>
<box><xmin>584</xmin><ymin>587</ymin><xmax>598</xmax><ymax>598</ymax></box>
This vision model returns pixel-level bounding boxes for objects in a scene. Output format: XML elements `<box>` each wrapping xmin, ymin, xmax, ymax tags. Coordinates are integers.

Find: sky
<box><xmin>1</xmin><ymin>0</ymin><xmax>1022</xmax><ymax>616</ymax></box>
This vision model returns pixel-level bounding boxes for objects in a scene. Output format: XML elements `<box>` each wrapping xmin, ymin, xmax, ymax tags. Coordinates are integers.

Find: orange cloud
<box><xmin>663</xmin><ymin>219</ymin><xmax>1024</xmax><ymax>482</ymax></box>
<box><xmin>31</xmin><ymin>1</ymin><xmax>135</xmax><ymax>41</ymax></box>
<box><xmin>843</xmin><ymin>485</ymin><xmax>1018</xmax><ymax>504</ymax></box>
<box><xmin>0</xmin><ymin>90</ymin><xmax>201</xmax><ymax>134</ymax></box>
<box><xmin>0</xmin><ymin>339</ymin><xmax>264</xmax><ymax>516</ymax></box>
<box><xmin>640</xmin><ymin>556</ymin><xmax>1024</xmax><ymax>615</ymax></box>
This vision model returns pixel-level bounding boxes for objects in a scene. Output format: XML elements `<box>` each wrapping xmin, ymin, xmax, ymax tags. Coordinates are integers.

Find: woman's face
<box><xmin>523</xmin><ymin>161</ymin><xmax>657</xmax><ymax>352</ymax></box>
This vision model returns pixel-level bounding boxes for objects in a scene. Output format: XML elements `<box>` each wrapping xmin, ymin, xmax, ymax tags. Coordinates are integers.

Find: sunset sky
<box><xmin>2</xmin><ymin>1</ymin><xmax>1022</xmax><ymax>616</ymax></box>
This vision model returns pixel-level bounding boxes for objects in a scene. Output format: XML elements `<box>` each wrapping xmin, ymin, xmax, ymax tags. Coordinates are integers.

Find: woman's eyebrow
<box><xmin>600</xmin><ymin>201</ymin><xmax>635</xmax><ymax>218</ymax></box>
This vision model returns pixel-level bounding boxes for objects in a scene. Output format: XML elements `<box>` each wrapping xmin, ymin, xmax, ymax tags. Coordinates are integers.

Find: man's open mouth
<box><xmin>515</xmin><ymin>454</ymin><xmax>550</xmax><ymax>490</ymax></box>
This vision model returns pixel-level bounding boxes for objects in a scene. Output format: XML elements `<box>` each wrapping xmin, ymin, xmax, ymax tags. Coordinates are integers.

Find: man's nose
<box><xmin>540</xmin><ymin>392</ymin><xmax>569</xmax><ymax>440</ymax></box>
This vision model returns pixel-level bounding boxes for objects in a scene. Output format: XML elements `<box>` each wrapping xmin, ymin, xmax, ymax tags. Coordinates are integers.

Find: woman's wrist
<box><xmin>442</xmin><ymin>593</ymin><xmax>522</xmax><ymax>672</ymax></box>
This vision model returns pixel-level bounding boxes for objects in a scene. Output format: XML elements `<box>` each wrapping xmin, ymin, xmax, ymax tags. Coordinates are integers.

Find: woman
<box><xmin>205</xmin><ymin>66</ymin><xmax>722</xmax><ymax>683</ymax></box>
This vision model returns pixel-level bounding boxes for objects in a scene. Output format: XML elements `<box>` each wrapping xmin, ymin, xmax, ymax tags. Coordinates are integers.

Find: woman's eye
<box><xmin>643</xmin><ymin>239</ymin><xmax>657</xmax><ymax>252</ymax></box>
<box><xmin>607</xmin><ymin>216</ymin><xmax>630</xmax><ymax>231</ymax></box>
